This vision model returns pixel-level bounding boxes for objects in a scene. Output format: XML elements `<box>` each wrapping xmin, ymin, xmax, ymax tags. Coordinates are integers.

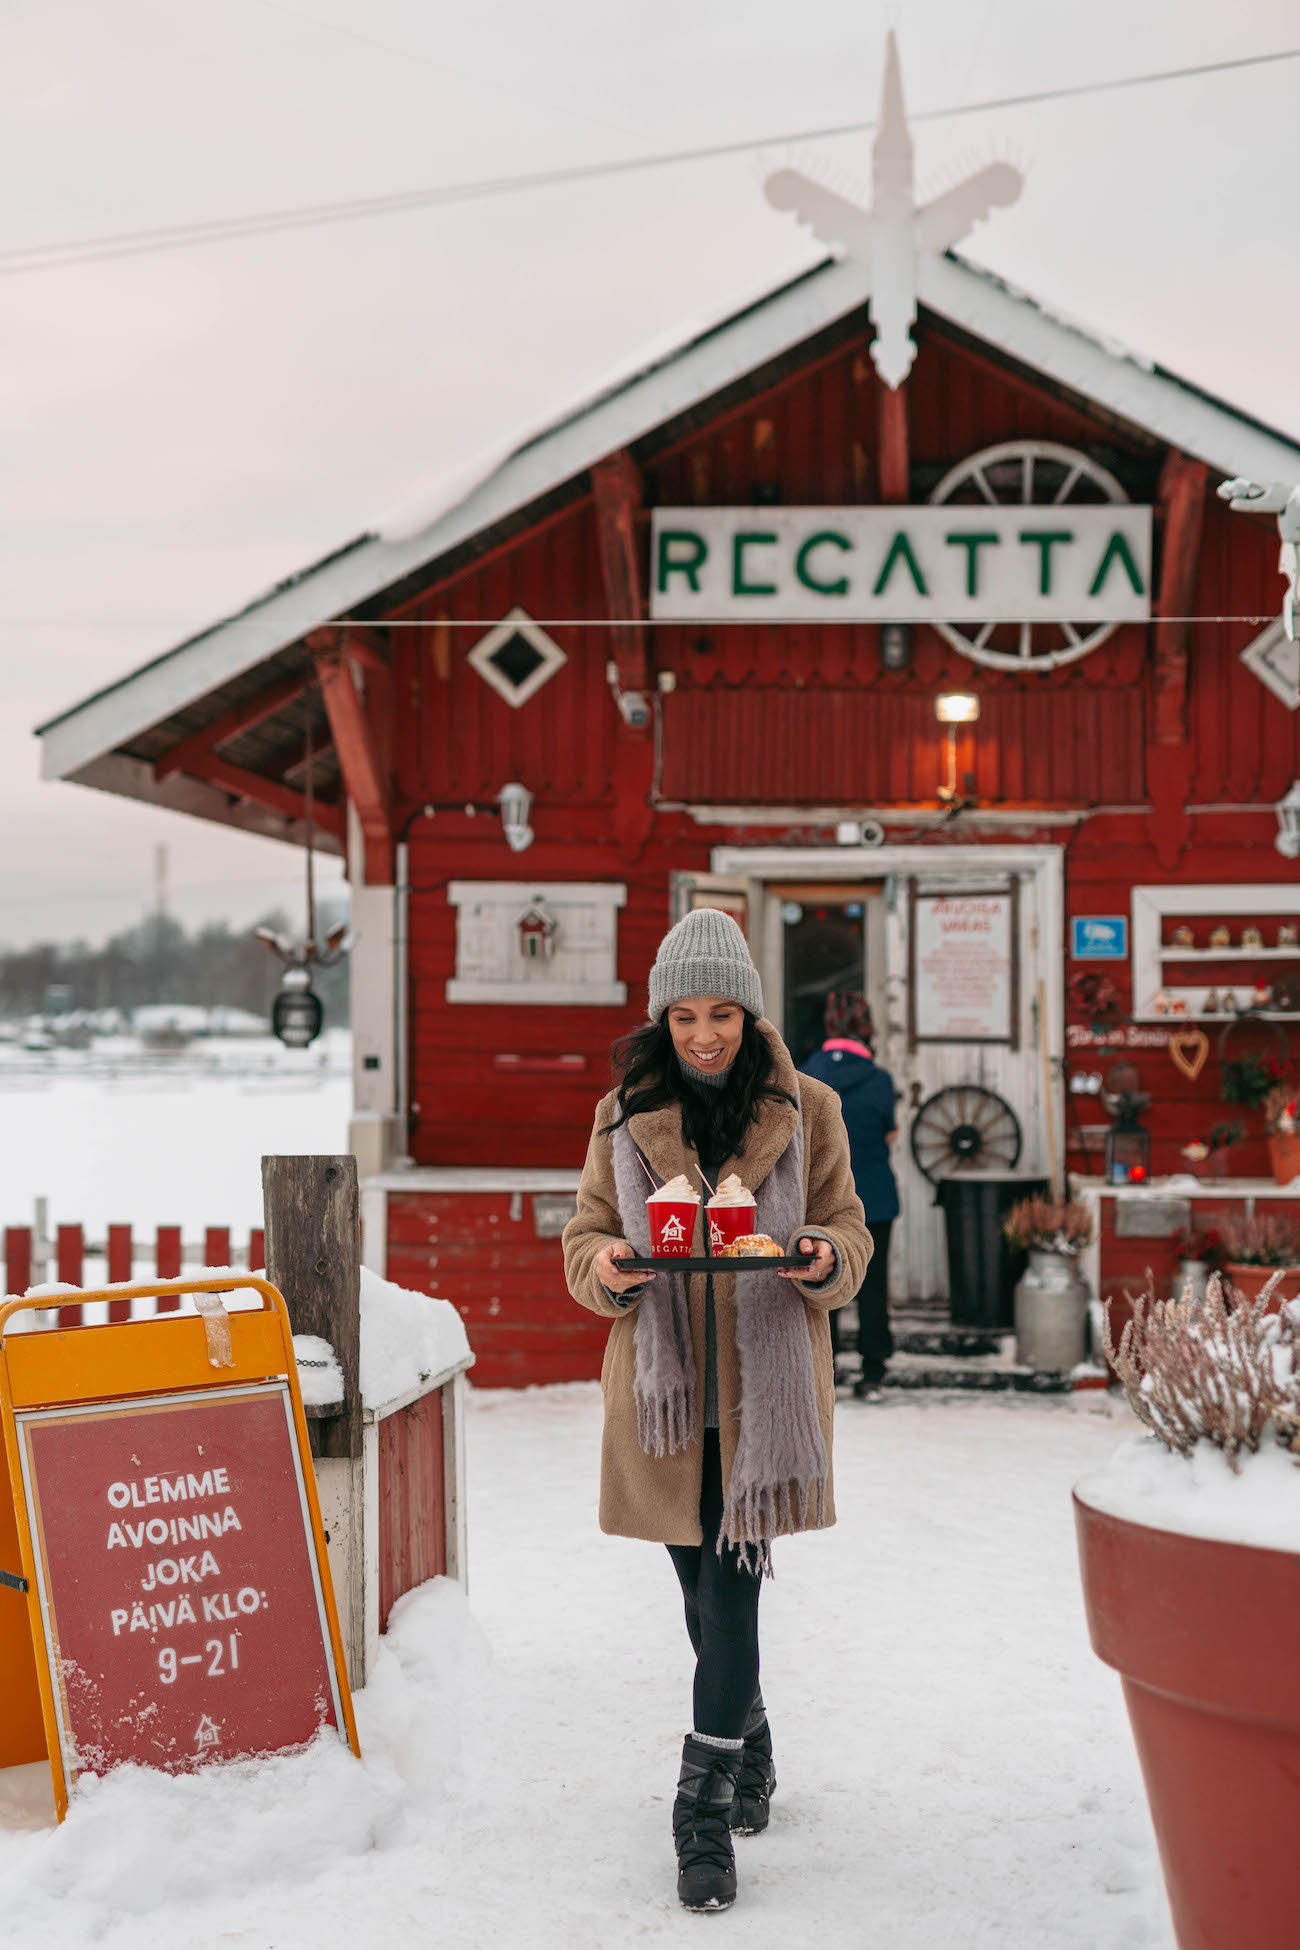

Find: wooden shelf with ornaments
<box><xmin>1158</xmin><ymin>946</ymin><xmax>1300</xmax><ymax>962</ymax></box>
<box><xmin>1131</xmin><ymin>886</ymin><xmax>1300</xmax><ymax>1030</ymax></box>
<box><xmin>1136</xmin><ymin>994</ymin><xmax>1300</xmax><ymax>1025</ymax></box>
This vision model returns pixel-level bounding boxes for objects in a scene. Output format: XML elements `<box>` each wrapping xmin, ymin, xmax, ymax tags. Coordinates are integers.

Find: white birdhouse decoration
<box><xmin>517</xmin><ymin>898</ymin><xmax>558</xmax><ymax>962</ymax></box>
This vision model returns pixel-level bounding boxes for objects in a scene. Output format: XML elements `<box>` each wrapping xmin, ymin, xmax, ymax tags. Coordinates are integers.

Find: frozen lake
<box><xmin>0</xmin><ymin>1033</ymin><xmax>351</xmax><ymax>1238</ymax></box>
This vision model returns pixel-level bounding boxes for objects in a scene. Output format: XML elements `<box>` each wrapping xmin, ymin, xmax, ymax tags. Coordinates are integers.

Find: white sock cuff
<box><xmin>691</xmin><ymin>1730</ymin><xmax>744</xmax><ymax>1752</ymax></box>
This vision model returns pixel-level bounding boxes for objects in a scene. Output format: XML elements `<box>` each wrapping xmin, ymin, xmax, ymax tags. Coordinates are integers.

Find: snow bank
<box><xmin>0</xmin><ymin>1579</ymin><xmax>487</xmax><ymax>1936</ymax></box>
<box><xmin>1076</xmin><ymin>1432</ymin><xmax>1300</xmax><ymax>1554</ymax></box>
<box><xmin>358</xmin><ymin>1266</ymin><xmax>470</xmax><ymax>1407</ymax></box>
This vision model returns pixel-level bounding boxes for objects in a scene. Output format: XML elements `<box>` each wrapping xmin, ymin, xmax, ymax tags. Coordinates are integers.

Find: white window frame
<box><xmin>446</xmin><ymin>880</ymin><xmax>626</xmax><ymax>1005</ymax></box>
<box><xmin>1131</xmin><ymin>882</ymin><xmax>1300</xmax><ymax>1021</ymax></box>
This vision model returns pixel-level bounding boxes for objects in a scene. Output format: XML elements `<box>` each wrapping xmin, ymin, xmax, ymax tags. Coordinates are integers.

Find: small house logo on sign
<box><xmin>194</xmin><ymin>1715</ymin><xmax>221</xmax><ymax>1754</ymax></box>
<box><xmin>660</xmin><ymin>1215</ymin><xmax>687</xmax><ymax>1245</ymax></box>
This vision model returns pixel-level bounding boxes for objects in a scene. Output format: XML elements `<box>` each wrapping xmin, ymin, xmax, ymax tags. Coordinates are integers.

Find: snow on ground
<box><xmin>0</xmin><ymin>1385</ymin><xmax>1175</xmax><ymax>1949</ymax></box>
<box><xmin>0</xmin><ymin>1037</ymin><xmax>350</xmax><ymax>1235</ymax></box>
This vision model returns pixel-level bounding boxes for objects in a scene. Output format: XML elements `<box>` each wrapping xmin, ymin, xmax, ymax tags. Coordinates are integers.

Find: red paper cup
<box><xmin>707</xmin><ymin>1199</ymin><xmax>758</xmax><ymax>1252</ymax></box>
<box><xmin>647</xmin><ymin>1196</ymin><xmax>699</xmax><ymax>1256</ymax></box>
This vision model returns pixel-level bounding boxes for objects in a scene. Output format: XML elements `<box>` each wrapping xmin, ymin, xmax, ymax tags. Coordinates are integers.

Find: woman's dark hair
<box><xmin>601</xmin><ymin>1011</ymin><xmax>795</xmax><ymax>1165</ymax></box>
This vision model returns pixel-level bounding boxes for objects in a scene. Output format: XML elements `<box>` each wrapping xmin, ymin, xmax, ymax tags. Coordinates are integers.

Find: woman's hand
<box><xmin>778</xmin><ymin>1235</ymin><xmax>835</xmax><ymax>1284</ymax></box>
<box><xmin>595</xmin><ymin>1241</ymin><xmax>657</xmax><ymax>1296</ymax></box>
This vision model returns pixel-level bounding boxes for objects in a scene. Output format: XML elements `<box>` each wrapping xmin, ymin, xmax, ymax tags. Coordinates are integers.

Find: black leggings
<box><xmin>829</xmin><ymin>1218</ymin><xmax>895</xmax><ymax>1374</ymax></box>
<box><xmin>665</xmin><ymin>1430</ymin><xmax>762</xmax><ymax>1740</ymax></box>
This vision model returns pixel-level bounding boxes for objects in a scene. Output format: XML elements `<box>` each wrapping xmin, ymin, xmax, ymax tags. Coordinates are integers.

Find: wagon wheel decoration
<box><xmin>928</xmin><ymin>439</ymin><xmax>1130</xmax><ymax>672</ymax></box>
<box><xmin>909</xmin><ymin>1084</ymin><xmax>1023</xmax><ymax>1182</ymax></box>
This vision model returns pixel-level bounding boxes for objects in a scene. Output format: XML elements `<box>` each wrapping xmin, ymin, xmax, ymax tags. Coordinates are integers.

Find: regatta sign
<box><xmin>649</xmin><ymin>506</ymin><xmax>1152</xmax><ymax>623</ymax></box>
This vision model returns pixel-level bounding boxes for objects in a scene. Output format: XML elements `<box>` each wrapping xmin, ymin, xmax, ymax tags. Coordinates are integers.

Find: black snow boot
<box><xmin>673</xmin><ymin>1734</ymin><xmax>740</xmax><ymax>1911</ymax></box>
<box><xmin>729</xmin><ymin>1693</ymin><xmax>777</xmax><ymax>1835</ymax></box>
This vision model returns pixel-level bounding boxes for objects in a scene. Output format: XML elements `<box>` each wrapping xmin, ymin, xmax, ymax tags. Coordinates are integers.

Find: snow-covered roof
<box><xmin>38</xmin><ymin>248</ymin><xmax>1300</xmax><ymax>792</ymax></box>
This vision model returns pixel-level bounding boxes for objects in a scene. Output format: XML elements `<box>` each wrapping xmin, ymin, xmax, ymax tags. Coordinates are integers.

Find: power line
<box><xmin>2</xmin><ymin>44</ymin><xmax>1296</xmax><ymax>279</ymax></box>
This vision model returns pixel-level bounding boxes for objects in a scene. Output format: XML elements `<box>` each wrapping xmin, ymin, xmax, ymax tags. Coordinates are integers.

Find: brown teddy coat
<box><xmin>562</xmin><ymin>1022</ymin><xmax>871</xmax><ymax>1545</ymax></box>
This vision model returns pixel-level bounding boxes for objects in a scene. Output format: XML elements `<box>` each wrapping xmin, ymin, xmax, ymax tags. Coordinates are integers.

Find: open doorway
<box><xmin>771</xmin><ymin>883</ymin><xmax>886</xmax><ymax>1066</ymax></box>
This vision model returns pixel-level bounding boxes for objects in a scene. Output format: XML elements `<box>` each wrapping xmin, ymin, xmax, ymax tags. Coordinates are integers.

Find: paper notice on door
<box><xmin>911</xmin><ymin>890</ymin><xmax>1016</xmax><ymax>1045</ymax></box>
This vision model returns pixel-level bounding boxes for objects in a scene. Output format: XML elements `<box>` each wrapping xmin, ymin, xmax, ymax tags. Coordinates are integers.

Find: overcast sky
<box><xmin>3</xmin><ymin>0</ymin><xmax>1298</xmax><ymax>948</ymax></box>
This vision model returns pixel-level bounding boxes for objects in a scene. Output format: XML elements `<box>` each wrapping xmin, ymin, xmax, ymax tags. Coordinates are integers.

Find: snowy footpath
<box><xmin>0</xmin><ymin>1386</ymin><xmax>1174</xmax><ymax>1949</ymax></box>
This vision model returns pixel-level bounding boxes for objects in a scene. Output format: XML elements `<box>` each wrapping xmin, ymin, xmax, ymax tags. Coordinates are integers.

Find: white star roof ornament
<box><xmin>765</xmin><ymin>31</ymin><xmax>1023</xmax><ymax>388</ymax></box>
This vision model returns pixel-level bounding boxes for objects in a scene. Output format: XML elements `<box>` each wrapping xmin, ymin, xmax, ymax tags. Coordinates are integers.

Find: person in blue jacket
<box><xmin>800</xmin><ymin>992</ymin><xmax>899</xmax><ymax>1398</ymax></box>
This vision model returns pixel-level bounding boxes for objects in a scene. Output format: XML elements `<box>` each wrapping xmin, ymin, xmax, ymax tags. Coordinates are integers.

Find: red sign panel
<box><xmin>17</xmin><ymin>1384</ymin><xmax>345</xmax><ymax>1782</ymax></box>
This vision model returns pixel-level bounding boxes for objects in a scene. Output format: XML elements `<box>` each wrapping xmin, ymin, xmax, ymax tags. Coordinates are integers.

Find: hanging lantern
<box><xmin>272</xmin><ymin>966</ymin><xmax>324</xmax><ymax>1049</ymax></box>
<box><xmin>1102</xmin><ymin>1061</ymin><xmax>1152</xmax><ymax>1185</ymax></box>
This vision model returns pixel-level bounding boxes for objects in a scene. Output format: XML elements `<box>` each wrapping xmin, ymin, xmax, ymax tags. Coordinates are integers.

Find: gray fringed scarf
<box><xmin>611</xmin><ymin>1101</ymin><xmax>829</xmax><ymax>1570</ymax></box>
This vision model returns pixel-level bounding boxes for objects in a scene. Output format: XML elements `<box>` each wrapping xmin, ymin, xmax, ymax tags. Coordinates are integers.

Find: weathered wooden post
<box><xmin>261</xmin><ymin>1154</ymin><xmax>473</xmax><ymax>1691</ymax></box>
<box><xmin>262</xmin><ymin>1155</ymin><xmax>365</xmax><ymax>1686</ymax></box>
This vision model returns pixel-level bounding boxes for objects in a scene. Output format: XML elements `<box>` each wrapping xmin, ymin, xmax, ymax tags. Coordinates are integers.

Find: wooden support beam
<box><xmin>877</xmin><ymin>383</ymin><xmax>910</xmax><ymax>503</ymax></box>
<box><xmin>154</xmin><ymin>670</ymin><xmax>316</xmax><ymax>781</ymax></box>
<box><xmin>591</xmin><ymin>449</ymin><xmax>648</xmax><ymax>704</ymax></box>
<box><xmin>313</xmin><ymin>647</ymin><xmax>393</xmax><ymax>883</ymax></box>
<box><xmin>181</xmin><ymin>752</ymin><xmax>345</xmax><ymax>840</ymax></box>
<box><xmin>1152</xmin><ymin>449</ymin><xmax>1209</xmax><ymax>747</ymax></box>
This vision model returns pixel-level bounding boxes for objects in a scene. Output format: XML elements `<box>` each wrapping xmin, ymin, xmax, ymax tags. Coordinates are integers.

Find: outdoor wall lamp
<box><xmin>1275</xmin><ymin>780</ymin><xmax>1300</xmax><ymax>858</ymax></box>
<box><xmin>934</xmin><ymin>692</ymin><xmax>981</xmax><ymax>724</ymax></box>
<box><xmin>934</xmin><ymin>693</ymin><xmax>980</xmax><ymax>810</ymax></box>
<box><xmin>498</xmin><ymin>780</ymin><xmax>536</xmax><ymax>853</ymax></box>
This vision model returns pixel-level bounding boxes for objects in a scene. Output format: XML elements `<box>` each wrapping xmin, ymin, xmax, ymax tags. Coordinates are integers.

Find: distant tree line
<box><xmin>0</xmin><ymin>910</ymin><xmax>350</xmax><ymax>1028</ymax></box>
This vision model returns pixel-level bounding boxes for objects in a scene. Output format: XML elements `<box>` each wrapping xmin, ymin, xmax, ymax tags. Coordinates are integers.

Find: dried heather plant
<box><xmin>1102</xmin><ymin>1274</ymin><xmax>1296</xmax><ymax>1472</ymax></box>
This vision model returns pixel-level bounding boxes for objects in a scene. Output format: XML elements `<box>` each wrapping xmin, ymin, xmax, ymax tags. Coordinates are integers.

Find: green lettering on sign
<box><xmin>1018</xmin><ymin>529</ymin><xmax>1074</xmax><ymax>596</ymax></box>
<box><xmin>872</xmin><ymin>531</ymin><xmax>928</xmax><ymax>598</ymax></box>
<box><xmin>795</xmin><ymin>530</ymin><xmax>852</xmax><ymax>597</ymax></box>
<box><xmin>657</xmin><ymin>530</ymin><xmax>708</xmax><ymax>594</ymax></box>
<box><xmin>944</xmin><ymin>531</ymin><xmax>1000</xmax><ymax>598</ymax></box>
<box><xmin>732</xmin><ymin>531</ymin><xmax>778</xmax><ymax>597</ymax></box>
<box><xmin>1088</xmin><ymin>530</ymin><xmax>1146</xmax><ymax>597</ymax></box>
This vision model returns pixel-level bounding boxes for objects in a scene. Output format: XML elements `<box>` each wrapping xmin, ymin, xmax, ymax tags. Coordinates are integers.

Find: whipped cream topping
<box><xmin>707</xmin><ymin>1172</ymin><xmax>754</xmax><ymax>1208</ymax></box>
<box><xmin>648</xmin><ymin>1173</ymin><xmax>700</xmax><ymax>1202</ymax></box>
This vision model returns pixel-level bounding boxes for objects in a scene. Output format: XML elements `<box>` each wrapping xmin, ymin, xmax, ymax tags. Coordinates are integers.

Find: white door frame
<box><xmin>710</xmin><ymin>843</ymin><xmax>1066</xmax><ymax>1300</ymax></box>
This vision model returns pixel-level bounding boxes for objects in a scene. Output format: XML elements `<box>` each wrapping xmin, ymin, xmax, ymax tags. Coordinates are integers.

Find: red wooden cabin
<box><xmin>38</xmin><ymin>233</ymin><xmax>1300</xmax><ymax>1382</ymax></box>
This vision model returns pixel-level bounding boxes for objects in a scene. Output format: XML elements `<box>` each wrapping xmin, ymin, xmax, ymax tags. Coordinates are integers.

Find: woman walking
<box><xmin>563</xmin><ymin>908</ymin><xmax>870</xmax><ymax>1912</ymax></box>
<box><xmin>801</xmin><ymin>992</ymin><xmax>900</xmax><ymax>1399</ymax></box>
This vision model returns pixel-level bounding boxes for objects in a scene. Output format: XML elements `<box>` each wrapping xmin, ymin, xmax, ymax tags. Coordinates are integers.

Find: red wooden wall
<box><xmin>377</xmin><ymin>1388</ymin><xmax>446</xmax><ymax>1627</ymax></box>
<box><xmin>379</xmin><ymin>310</ymin><xmax>1295</xmax><ymax>1184</ymax></box>
<box><xmin>385</xmin><ymin>1190</ymin><xmax>607</xmax><ymax>1386</ymax></box>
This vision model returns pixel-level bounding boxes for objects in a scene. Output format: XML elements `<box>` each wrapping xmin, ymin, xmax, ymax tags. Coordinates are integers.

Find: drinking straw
<box><xmin>695</xmin><ymin>1166</ymin><xmax>717</xmax><ymax>1197</ymax></box>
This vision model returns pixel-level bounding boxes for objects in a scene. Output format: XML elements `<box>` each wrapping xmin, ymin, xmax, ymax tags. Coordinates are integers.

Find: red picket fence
<box><xmin>3</xmin><ymin>1219</ymin><xmax>266</xmax><ymax>1330</ymax></box>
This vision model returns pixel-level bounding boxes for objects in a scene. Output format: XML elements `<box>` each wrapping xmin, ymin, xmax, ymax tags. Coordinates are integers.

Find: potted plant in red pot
<box><xmin>1263</xmin><ymin>1085</ymin><xmax>1300</xmax><ymax>1186</ymax></box>
<box><xmin>1076</xmin><ymin>1284</ymin><xmax>1300</xmax><ymax>1950</ymax></box>
<box><xmin>1219</xmin><ymin>1213</ymin><xmax>1300</xmax><ymax>1310</ymax></box>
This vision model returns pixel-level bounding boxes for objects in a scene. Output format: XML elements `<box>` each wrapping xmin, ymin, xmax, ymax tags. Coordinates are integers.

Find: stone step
<box><xmin>890</xmin><ymin>1323</ymin><xmax>1010</xmax><ymax>1358</ymax></box>
<box><xmin>835</xmin><ymin>1345</ymin><xmax>1105</xmax><ymax>1395</ymax></box>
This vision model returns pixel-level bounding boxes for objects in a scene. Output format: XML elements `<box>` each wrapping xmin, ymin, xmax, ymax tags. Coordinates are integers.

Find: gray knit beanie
<box><xmin>648</xmin><ymin>907</ymin><xmax>764</xmax><ymax>1020</ymax></box>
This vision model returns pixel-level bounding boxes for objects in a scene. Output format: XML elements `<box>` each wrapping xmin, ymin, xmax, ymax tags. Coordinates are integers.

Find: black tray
<box><xmin>622</xmin><ymin>1254</ymin><xmax>814</xmax><ymax>1273</ymax></box>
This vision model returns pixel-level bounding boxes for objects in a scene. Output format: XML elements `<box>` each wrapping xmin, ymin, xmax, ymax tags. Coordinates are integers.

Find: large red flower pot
<box><xmin>1074</xmin><ymin>1492</ymin><xmax>1300</xmax><ymax>1950</ymax></box>
<box><xmin>1221</xmin><ymin>1262</ymin><xmax>1299</xmax><ymax>1310</ymax></box>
